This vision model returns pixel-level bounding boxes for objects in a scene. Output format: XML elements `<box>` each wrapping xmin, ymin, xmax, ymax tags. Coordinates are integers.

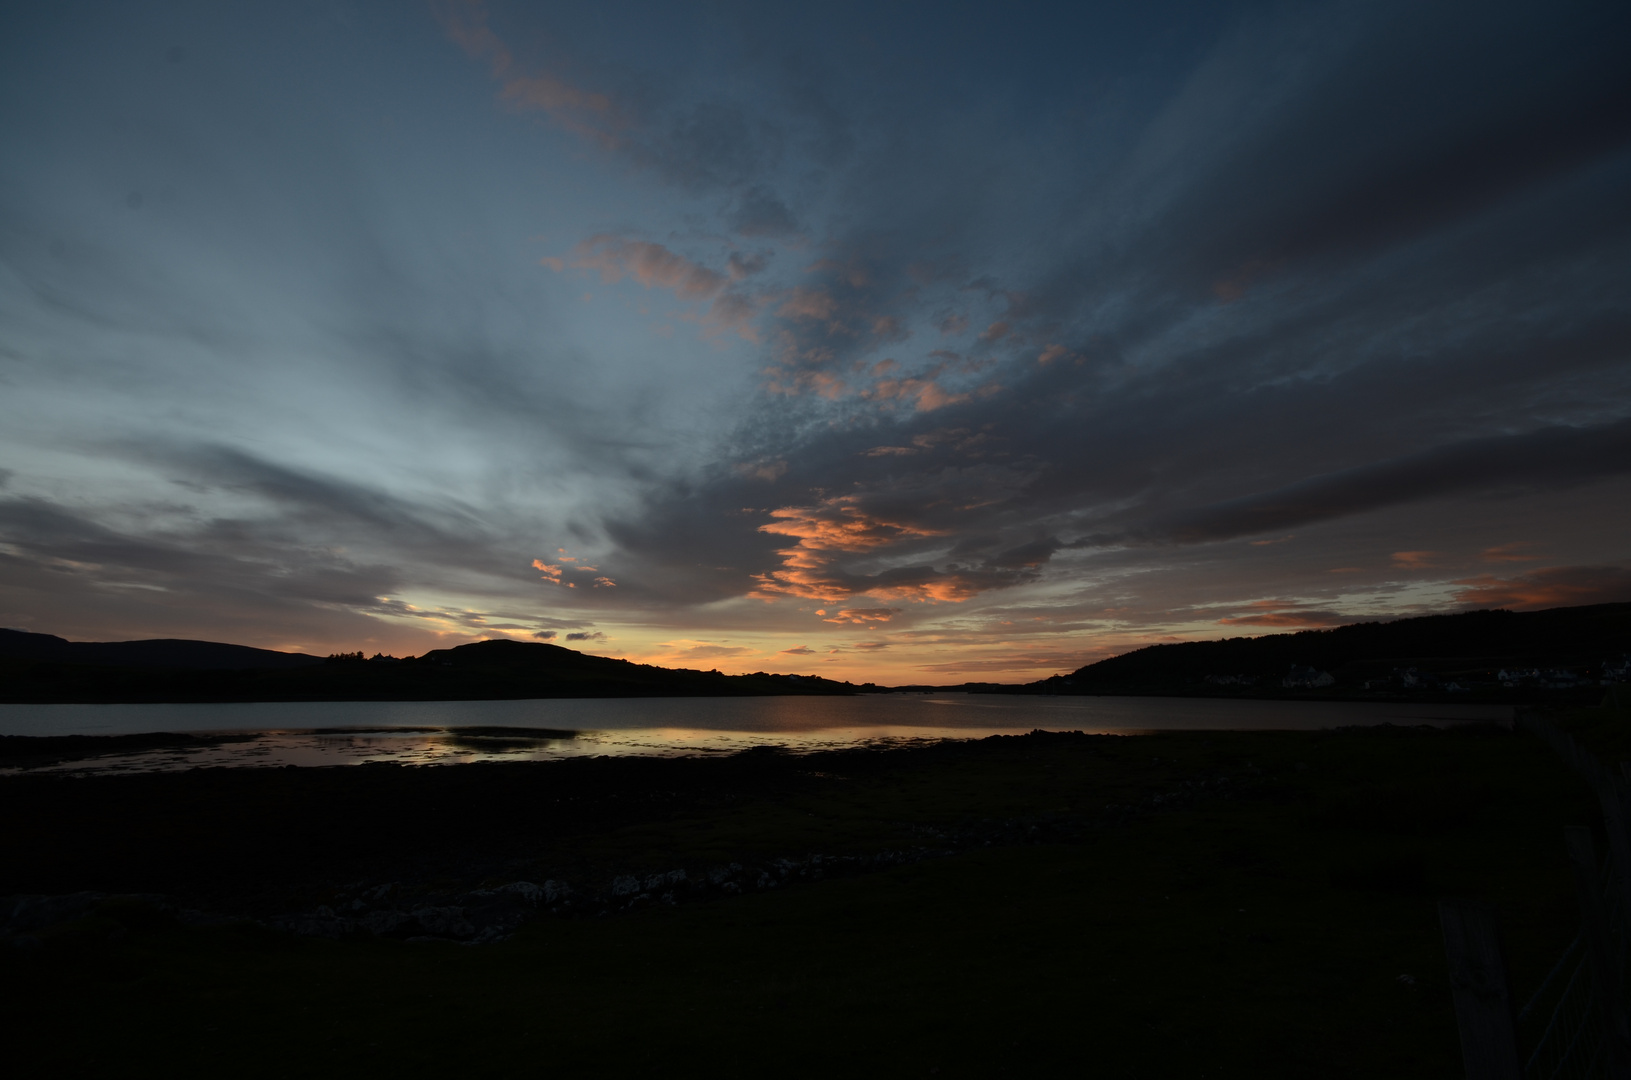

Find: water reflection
<box><xmin>0</xmin><ymin>693</ymin><xmax>1512</xmax><ymax>775</ymax></box>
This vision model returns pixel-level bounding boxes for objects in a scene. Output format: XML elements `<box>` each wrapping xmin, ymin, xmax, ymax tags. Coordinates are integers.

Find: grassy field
<box><xmin>1</xmin><ymin>719</ymin><xmax>1606</xmax><ymax>1078</ymax></box>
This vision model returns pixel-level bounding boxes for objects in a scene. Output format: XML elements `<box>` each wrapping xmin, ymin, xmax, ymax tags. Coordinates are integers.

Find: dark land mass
<box><xmin>5</xmin><ymin>603</ymin><xmax>1625</xmax><ymax>706</ymax></box>
<box><xmin>964</xmin><ymin>602</ymin><xmax>1631</xmax><ymax>702</ymax></box>
<box><xmin>0</xmin><ymin>633</ymin><xmax>861</xmax><ymax>704</ymax></box>
<box><xmin>3</xmin><ymin>706</ymin><xmax>1622</xmax><ymax>1077</ymax></box>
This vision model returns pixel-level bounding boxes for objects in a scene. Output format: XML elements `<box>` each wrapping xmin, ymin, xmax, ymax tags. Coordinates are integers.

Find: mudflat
<box><xmin>0</xmin><ymin>721</ymin><xmax>1597</xmax><ymax>1078</ymax></box>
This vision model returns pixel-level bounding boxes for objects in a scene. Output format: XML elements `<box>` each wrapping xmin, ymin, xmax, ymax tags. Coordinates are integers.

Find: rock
<box><xmin>4</xmin><ymin>892</ymin><xmax>103</xmax><ymax>932</ymax></box>
<box><xmin>643</xmin><ymin>869</ymin><xmax>686</xmax><ymax>892</ymax></box>
<box><xmin>409</xmin><ymin>906</ymin><xmax>475</xmax><ymax>939</ymax></box>
<box><xmin>362</xmin><ymin>909</ymin><xmax>409</xmax><ymax>936</ymax></box>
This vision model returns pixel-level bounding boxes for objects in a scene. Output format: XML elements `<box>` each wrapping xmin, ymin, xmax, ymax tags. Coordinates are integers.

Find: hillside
<box><xmin>1007</xmin><ymin>603</ymin><xmax>1631</xmax><ymax>700</ymax></box>
<box><xmin>0</xmin><ymin>629</ymin><xmax>323</xmax><ymax>670</ymax></box>
<box><xmin>0</xmin><ymin>634</ymin><xmax>859</xmax><ymax>704</ymax></box>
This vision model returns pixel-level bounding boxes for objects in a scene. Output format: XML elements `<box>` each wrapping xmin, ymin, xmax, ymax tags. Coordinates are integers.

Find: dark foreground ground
<box><xmin>0</xmin><ymin>715</ymin><xmax>1611</xmax><ymax>1078</ymax></box>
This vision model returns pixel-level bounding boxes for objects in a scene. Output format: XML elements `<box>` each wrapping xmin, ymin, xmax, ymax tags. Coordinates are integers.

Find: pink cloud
<box><xmin>865</xmin><ymin>376</ymin><xmax>970</xmax><ymax>413</ymax></box>
<box><xmin>734</xmin><ymin>458</ymin><xmax>788</xmax><ymax>481</ymax></box>
<box><xmin>1217</xmin><ymin>610</ymin><xmax>1347</xmax><ymax>628</ymax></box>
<box><xmin>777</xmin><ymin>287</ymin><xmax>839</xmax><ymax>322</ymax></box>
<box><xmin>1480</xmin><ymin>542</ymin><xmax>1542</xmax><ymax>563</ymax></box>
<box><xmin>1452</xmin><ymin>565</ymin><xmax>1631</xmax><ymax>609</ymax></box>
<box><xmin>560</xmin><ymin>236</ymin><xmax>727</xmax><ymax>299</ymax></box>
<box><xmin>438</xmin><ymin>1</ymin><xmax>619</xmax><ymax>148</ymax></box>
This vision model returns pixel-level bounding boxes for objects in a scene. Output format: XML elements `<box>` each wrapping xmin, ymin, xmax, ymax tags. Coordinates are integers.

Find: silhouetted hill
<box><xmin>0</xmin><ymin>631</ymin><xmax>859</xmax><ymax>703</ymax></box>
<box><xmin>0</xmin><ymin>629</ymin><xmax>323</xmax><ymax>670</ymax></box>
<box><xmin>1004</xmin><ymin>603</ymin><xmax>1631</xmax><ymax>700</ymax></box>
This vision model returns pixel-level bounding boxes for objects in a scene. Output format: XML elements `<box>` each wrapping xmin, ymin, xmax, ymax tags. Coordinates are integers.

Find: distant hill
<box><xmin>0</xmin><ymin>632</ymin><xmax>859</xmax><ymax>703</ymax></box>
<box><xmin>0</xmin><ymin>629</ymin><xmax>323</xmax><ymax>670</ymax></box>
<box><xmin>1003</xmin><ymin>603</ymin><xmax>1631</xmax><ymax>701</ymax></box>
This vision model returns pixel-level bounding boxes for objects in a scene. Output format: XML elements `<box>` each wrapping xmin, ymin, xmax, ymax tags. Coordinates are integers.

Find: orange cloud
<box><xmin>978</xmin><ymin>321</ymin><xmax>1010</xmax><ymax>342</ymax></box>
<box><xmin>531</xmin><ymin>558</ymin><xmax>574</xmax><ymax>587</ymax></box>
<box><xmin>1391</xmin><ymin>550</ymin><xmax>1438</xmax><ymax>568</ymax></box>
<box><xmin>536</xmin><ymin>548</ymin><xmax>613</xmax><ymax>588</ymax></box>
<box><xmin>1037</xmin><ymin>344</ymin><xmax>1069</xmax><ymax>365</ymax></box>
<box><xmin>821</xmin><ymin>607</ymin><xmax>900</xmax><ymax>625</ymax></box>
<box><xmin>1451</xmin><ymin>565</ymin><xmax>1631</xmax><ymax>610</ymax></box>
<box><xmin>750</xmin><ymin>497</ymin><xmax>949</xmax><ymax>603</ymax></box>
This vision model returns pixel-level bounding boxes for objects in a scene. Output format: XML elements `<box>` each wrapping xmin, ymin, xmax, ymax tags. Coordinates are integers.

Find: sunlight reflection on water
<box><xmin>0</xmin><ymin>693</ymin><xmax>1511</xmax><ymax>774</ymax></box>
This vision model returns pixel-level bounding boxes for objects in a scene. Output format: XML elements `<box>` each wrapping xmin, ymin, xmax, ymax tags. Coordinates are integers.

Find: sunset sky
<box><xmin>2</xmin><ymin>1</ymin><xmax>1630</xmax><ymax>683</ymax></box>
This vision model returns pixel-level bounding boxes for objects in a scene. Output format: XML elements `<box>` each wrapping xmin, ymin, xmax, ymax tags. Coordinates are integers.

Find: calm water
<box><xmin>0</xmin><ymin>694</ymin><xmax>1511</xmax><ymax>774</ymax></box>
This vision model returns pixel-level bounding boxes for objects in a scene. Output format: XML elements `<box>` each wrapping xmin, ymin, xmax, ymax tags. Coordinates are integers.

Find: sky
<box><xmin>2</xmin><ymin>0</ymin><xmax>1630</xmax><ymax>683</ymax></box>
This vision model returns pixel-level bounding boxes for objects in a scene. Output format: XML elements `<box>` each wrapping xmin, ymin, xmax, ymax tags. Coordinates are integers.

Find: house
<box><xmin>1283</xmin><ymin>665</ymin><xmax>1335</xmax><ymax>689</ymax></box>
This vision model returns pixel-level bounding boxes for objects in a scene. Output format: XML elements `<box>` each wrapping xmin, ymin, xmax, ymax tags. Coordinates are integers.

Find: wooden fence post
<box><xmin>1564</xmin><ymin>826</ymin><xmax>1631</xmax><ymax>1080</ymax></box>
<box><xmin>1605</xmin><ymin>768</ymin><xmax>1631</xmax><ymax>930</ymax></box>
<box><xmin>1439</xmin><ymin>899</ymin><xmax>1523</xmax><ymax>1080</ymax></box>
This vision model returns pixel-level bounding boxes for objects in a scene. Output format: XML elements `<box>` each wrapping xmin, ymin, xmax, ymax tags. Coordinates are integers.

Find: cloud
<box><xmin>735</xmin><ymin>459</ymin><xmax>788</xmax><ymax>481</ymax></box>
<box><xmin>780</xmin><ymin>645</ymin><xmax>816</xmax><ymax>655</ymax></box>
<box><xmin>532</xmin><ymin>630</ymin><xmax>558</xmax><ymax>640</ymax></box>
<box><xmin>437</xmin><ymin>0</ymin><xmax>619</xmax><ymax>148</ymax></box>
<box><xmin>776</xmin><ymin>287</ymin><xmax>839</xmax><ymax>323</ymax></box>
<box><xmin>10</xmin><ymin>0</ymin><xmax>1631</xmax><ymax>678</ymax></box>
<box><xmin>1481</xmin><ymin>543</ymin><xmax>1541</xmax><ymax>563</ymax></box>
<box><xmin>1095</xmin><ymin>420</ymin><xmax>1631</xmax><ymax>548</ymax></box>
<box><xmin>1390</xmin><ymin>551</ymin><xmax>1438</xmax><ymax>569</ymax></box>
<box><xmin>651</xmin><ymin>641</ymin><xmax>755</xmax><ymax>662</ymax></box>
<box><xmin>565</xmin><ymin>630</ymin><xmax>607</xmax><ymax>642</ymax></box>
<box><xmin>1217</xmin><ymin>609</ymin><xmax>1351</xmax><ymax>628</ymax></box>
<box><xmin>1451</xmin><ymin>566</ymin><xmax>1631</xmax><ymax>610</ymax></box>
<box><xmin>560</xmin><ymin>235</ymin><xmax>728</xmax><ymax>299</ymax></box>
<box><xmin>821</xmin><ymin>607</ymin><xmax>899</xmax><ymax>625</ymax></box>
<box><xmin>532</xmin><ymin>559</ymin><xmax>574</xmax><ymax>587</ymax></box>
<box><xmin>728</xmin><ymin>186</ymin><xmax>799</xmax><ymax>238</ymax></box>
<box><xmin>751</xmin><ymin>496</ymin><xmax>947</xmax><ymax>602</ymax></box>
<box><xmin>864</xmin><ymin>375</ymin><xmax>970</xmax><ymax>413</ymax></box>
